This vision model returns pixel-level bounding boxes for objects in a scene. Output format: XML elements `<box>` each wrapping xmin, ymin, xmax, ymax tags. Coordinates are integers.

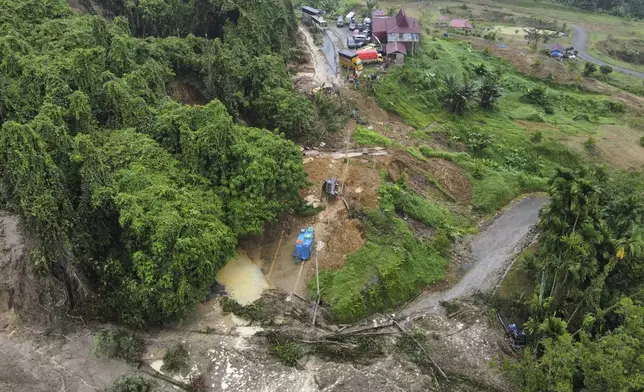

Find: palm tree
<box><xmin>365</xmin><ymin>0</ymin><xmax>379</xmax><ymax>16</ymax></box>
<box><xmin>479</xmin><ymin>74</ymin><xmax>503</xmax><ymax>110</ymax></box>
<box><xmin>538</xmin><ymin>317</ymin><xmax>568</xmax><ymax>340</ymax></box>
<box><xmin>386</xmin><ymin>5</ymin><xmax>399</xmax><ymax>16</ymax></box>
<box><xmin>442</xmin><ymin>75</ymin><xmax>477</xmax><ymax>115</ymax></box>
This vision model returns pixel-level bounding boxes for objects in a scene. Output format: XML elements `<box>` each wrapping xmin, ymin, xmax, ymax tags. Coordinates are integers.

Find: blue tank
<box><xmin>294</xmin><ymin>227</ymin><xmax>315</xmax><ymax>262</ymax></box>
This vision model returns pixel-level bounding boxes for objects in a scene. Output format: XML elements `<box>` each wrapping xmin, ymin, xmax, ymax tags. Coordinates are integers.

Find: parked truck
<box><xmin>338</xmin><ymin>49</ymin><xmax>363</xmax><ymax>72</ymax></box>
<box><xmin>356</xmin><ymin>48</ymin><xmax>383</xmax><ymax>64</ymax></box>
<box><xmin>294</xmin><ymin>227</ymin><xmax>315</xmax><ymax>263</ymax></box>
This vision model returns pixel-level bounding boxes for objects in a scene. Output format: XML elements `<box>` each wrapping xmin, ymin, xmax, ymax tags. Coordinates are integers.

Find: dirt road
<box><xmin>572</xmin><ymin>25</ymin><xmax>644</xmax><ymax>79</ymax></box>
<box><xmin>404</xmin><ymin>195</ymin><xmax>548</xmax><ymax>316</ymax></box>
<box><xmin>298</xmin><ymin>25</ymin><xmax>339</xmax><ymax>86</ymax></box>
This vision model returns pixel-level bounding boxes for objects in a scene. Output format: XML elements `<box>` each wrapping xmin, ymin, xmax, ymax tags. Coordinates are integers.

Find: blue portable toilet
<box><xmin>294</xmin><ymin>227</ymin><xmax>315</xmax><ymax>262</ymax></box>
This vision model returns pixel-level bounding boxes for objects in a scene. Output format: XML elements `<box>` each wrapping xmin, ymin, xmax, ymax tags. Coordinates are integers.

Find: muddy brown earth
<box><xmin>0</xmin><ymin>191</ymin><xmax>546</xmax><ymax>392</ymax></box>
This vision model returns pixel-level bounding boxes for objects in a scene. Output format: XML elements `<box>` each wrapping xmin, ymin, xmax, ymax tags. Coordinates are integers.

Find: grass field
<box><xmin>315</xmin><ymin>0</ymin><xmax>644</xmax><ymax>323</ymax></box>
<box><xmin>378</xmin><ymin>0</ymin><xmax>644</xmax><ymax>73</ymax></box>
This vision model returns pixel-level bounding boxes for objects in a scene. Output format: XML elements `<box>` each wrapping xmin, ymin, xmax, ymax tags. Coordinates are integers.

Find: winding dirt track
<box><xmin>404</xmin><ymin>195</ymin><xmax>549</xmax><ymax>316</ymax></box>
<box><xmin>572</xmin><ymin>25</ymin><xmax>644</xmax><ymax>79</ymax></box>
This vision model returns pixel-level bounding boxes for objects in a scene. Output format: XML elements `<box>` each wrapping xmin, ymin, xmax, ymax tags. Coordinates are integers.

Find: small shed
<box><xmin>385</xmin><ymin>42</ymin><xmax>407</xmax><ymax>55</ymax></box>
<box><xmin>450</xmin><ymin>19</ymin><xmax>473</xmax><ymax>30</ymax></box>
<box><xmin>385</xmin><ymin>42</ymin><xmax>407</xmax><ymax>65</ymax></box>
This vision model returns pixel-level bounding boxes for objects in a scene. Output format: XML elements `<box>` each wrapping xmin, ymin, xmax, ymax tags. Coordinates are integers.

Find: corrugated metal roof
<box><xmin>450</xmin><ymin>19</ymin><xmax>472</xmax><ymax>29</ymax></box>
<box><xmin>339</xmin><ymin>49</ymin><xmax>357</xmax><ymax>58</ymax></box>
<box><xmin>372</xmin><ymin>9</ymin><xmax>421</xmax><ymax>35</ymax></box>
<box><xmin>301</xmin><ymin>6</ymin><xmax>321</xmax><ymax>15</ymax></box>
<box><xmin>385</xmin><ymin>42</ymin><xmax>407</xmax><ymax>54</ymax></box>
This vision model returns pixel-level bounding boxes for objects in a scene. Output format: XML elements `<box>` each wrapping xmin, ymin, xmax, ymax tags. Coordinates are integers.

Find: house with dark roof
<box><xmin>372</xmin><ymin>9</ymin><xmax>421</xmax><ymax>54</ymax></box>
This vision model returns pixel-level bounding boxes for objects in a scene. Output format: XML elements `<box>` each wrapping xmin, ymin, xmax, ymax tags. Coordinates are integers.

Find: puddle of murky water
<box><xmin>216</xmin><ymin>250</ymin><xmax>268</xmax><ymax>305</ymax></box>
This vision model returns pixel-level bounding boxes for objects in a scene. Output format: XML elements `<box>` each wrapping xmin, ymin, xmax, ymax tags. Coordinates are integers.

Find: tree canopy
<box><xmin>0</xmin><ymin>0</ymin><xmax>309</xmax><ymax>326</ymax></box>
<box><xmin>507</xmin><ymin>167</ymin><xmax>644</xmax><ymax>391</ymax></box>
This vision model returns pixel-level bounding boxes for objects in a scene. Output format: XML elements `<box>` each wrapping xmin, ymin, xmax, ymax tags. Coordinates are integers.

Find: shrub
<box><xmin>432</xmin><ymin>230</ymin><xmax>452</xmax><ymax>257</ymax></box>
<box><xmin>639</xmin><ymin>136</ymin><xmax>644</xmax><ymax>147</ymax></box>
<box><xmin>109</xmin><ymin>374</ymin><xmax>151</xmax><ymax>392</ymax></box>
<box><xmin>483</xmin><ymin>30</ymin><xmax>497</xmax><ymax>40</ymax></box>
<box><xmin>464</xmin><ymin>131</ymin><xmax>494</xmax><ymax>152</ymax></box>
<box><xmin>604</xmin><ymin>99</ymin><xmax>624</xmax><ymax>113</ymax></box>
<box><xmin>271</xmin><ymin>341</ymin><xmax>302</xmax><ymax>366</ymax></box>
<box><xmin>531</xmin><ymin>131</ymin><xmax>543</xmax><ymax>143</ymax></box>
<box><xmin>220</xmin><ymin>297</ymin><xmax>271</xmax><ymax>323</ymax></box>
<box><xmin>525</xmin><ymin>111</ymin><xmax>546</xmax><ymax>122</ymax></box>
<box><xmin>583</xmin><ymin>62</ymin><xmax>597</xmax><ymax>76</ymax></box>
<box><xmin>522</xmin><ymin>85</ymin><xmax>549</xmax><ymax>106</ymax></box>
<box><xmin>573</xmin><ymin>113</ymin><xmax>591</xmax><ymax>122</ymax></box>
<box><xmin>584</xmin><ymin>136</ymin><xmax>597</xmax><ymax>152</ymax></box>
<box><xmin>354</xmin><ymin>127</ymin><xmax>392</xmax><ymax>146</ymax></box>
<box><xmin>161</xmin><ymin>344</ymin><xmax>189</xmax><ymax>373</ymax></box>
<box><xmin>599</xmin><ymin>65</ymin><xmax>613</xmax><ymax>75</ymax></box>
<box><xmin>94</xmin><ymin>329</ymin><xmax>145</xmax><ymax>364</ymax></box>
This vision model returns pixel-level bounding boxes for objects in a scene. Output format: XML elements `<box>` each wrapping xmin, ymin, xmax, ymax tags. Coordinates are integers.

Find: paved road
<box><xmin>403</xmin><ymin>195</ymin><xmax>549</xmax><ymax>316</ymax></box>
<box><xmin>572</xmin><ymin>25</ymin><xmax>644</xmax><ymax>79</ymax></box>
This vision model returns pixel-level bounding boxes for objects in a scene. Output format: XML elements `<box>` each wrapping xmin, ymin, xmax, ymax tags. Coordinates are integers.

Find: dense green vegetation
<box><xmin>93</xmin><ymin>328</ymin><xmax>145</xmax><ymax>363</ymax></box>
<box><xmin>353</xmin><ymin>126</ymin><xmax>392</xmax><ymax>146</ymax></box>
<box><xmin>317</xmin><ymin>181</ymin><xmax>471</xmax><ymax>322</ymax></box>
<box><xmin>161</xmin><ymin>344</ymin><xmax>190</xmax><ymax>373</ymax></box>
<box><xmin>375</xmin><ymin>38</ymin><xmax>629</xmax><ymax>211</ymax></box>
<box><xmin>108</xmin><ymin>374</ymin><xmax>152</xmax><ymax>392</ymax></box>
<box><xmin>551</xmin><ymin>0</ymin><xmax>644</xmax><ymax>19</ymax></box>
<box><xmin>0</xmin><ymin>0</ymin><xmax>316</xmax><ymax>326</ymax></box>
<box><xmin>503</xmin><ymin>168</ymin><xmax>644</xmax><ymax>391</ymax></box>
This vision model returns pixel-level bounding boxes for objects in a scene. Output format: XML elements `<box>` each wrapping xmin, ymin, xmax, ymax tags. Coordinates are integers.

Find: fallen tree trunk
<box><xmin>139</xmin><ymin>363</ymin><xmax>192</xmax><ymax>391</ymax></box>
<box><xmin>389</xmin><ymin>318</ymin><xmax>449</xmax><ymax>381</ymax></box>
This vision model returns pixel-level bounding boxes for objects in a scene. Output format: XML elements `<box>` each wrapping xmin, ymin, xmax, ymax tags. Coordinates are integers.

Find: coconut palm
<box><xmin>442</xmin><ymin>75</ymin><xmax>477</xmax><ymax>115</ymax></box>
<box><xmin>479</xmin><ymin>74</ymin><xmax>503</xmax><ymax>110</ymax></box>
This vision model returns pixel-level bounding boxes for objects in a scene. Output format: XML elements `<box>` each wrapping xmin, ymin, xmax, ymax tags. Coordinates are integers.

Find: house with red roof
<box><xmin>372</xmin><ymin>9</ymin><xmax>421</xmax><ymax>54</ymax></box>
<box><xmin>449</xmin><ymin>19</ymin><xmax>473</xmax><ymax>31</ymax></box>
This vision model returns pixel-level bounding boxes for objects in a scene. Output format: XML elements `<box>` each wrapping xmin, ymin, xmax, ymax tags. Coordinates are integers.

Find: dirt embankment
<box><xmin>0</xmin><ymin>189</ymin><xmax>542</xmax><ymax>392</ymax></box>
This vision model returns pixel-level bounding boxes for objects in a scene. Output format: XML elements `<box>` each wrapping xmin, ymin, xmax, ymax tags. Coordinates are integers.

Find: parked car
<box><xmin>352</xmin><ymin>33</ymin><xmax>370</xmax><ymax>44</ymax></box>
<box><xmin>357</xmin><ymin>22</ymin><xmax>364</xmax><ymax>30</ymax></box>
<box><xmin>336</xmin><ymin>16</ymin><xmax>344</xmax><ymax>27</ymax></box>
<box><xmin>346</xmin><ymin>37</ymin><xmax>357</xmax><ymax>49</ymax></box>
<box><xmin>363</xmin><ymin>17</ymin><xmax>372</xmax><ymax>26</ymax></box>
<box><xmin>348</xmin><ymin>22</ymin><xmax>356</xmax><ymax>31</ymax></box>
